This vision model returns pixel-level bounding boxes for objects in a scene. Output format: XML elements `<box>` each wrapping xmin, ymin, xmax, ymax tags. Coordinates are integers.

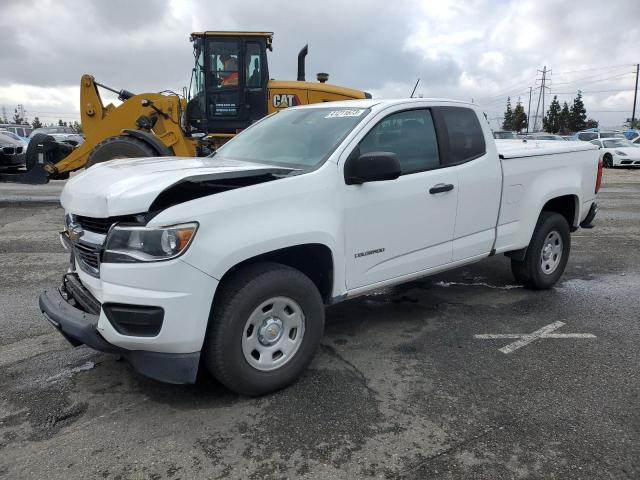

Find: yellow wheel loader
<box><xmin>1</xmin><ymin>31</ymin><xmax>369</xmax><ymax>184</ymax></box>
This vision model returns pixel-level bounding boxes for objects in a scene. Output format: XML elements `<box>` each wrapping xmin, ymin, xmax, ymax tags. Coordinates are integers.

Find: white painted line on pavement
<box><xmin>474</xmin><ymin>321</ymin><xmax>596</xmax><ymax>354</ymax></box>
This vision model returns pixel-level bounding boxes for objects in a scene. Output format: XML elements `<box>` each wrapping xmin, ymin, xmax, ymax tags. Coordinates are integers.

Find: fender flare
<box><xmin>121</xmin><ymin>129</ymin><xmax>173</xmax><ymax>157</ymax></box>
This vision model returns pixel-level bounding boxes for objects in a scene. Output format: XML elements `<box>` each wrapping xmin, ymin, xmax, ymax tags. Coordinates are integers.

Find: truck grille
<box><xmin>74</xmin><ymin>242</ymin><xmax>101</xmax><ymax>274</ymax></box>
<box><xmin>75</xmin><ymin>214</ymin><xmax>140</xmax><ymax>235</ymax></box>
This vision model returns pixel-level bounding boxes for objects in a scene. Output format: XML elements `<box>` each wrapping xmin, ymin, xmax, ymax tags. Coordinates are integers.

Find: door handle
<box><xmin>429</xmin><ymin>183</ymin><xmax>454</xmax><ymax>194</ymax></box>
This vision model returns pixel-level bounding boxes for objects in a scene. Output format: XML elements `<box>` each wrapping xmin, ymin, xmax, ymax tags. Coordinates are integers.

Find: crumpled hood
<box><xmin>60</xmin><ymin>156</ymin><xmax>293</xmax><ymax>217</ymax></box>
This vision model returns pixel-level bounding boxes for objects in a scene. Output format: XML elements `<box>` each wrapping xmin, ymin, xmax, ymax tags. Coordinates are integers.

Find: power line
<box><xmin>553</xmin><ymin>63</ymin><xmax>635</xmax><ymax>75</ymax></box>
<box><xmin>550</xmin><ymin>88</ymin><xmax>635</xmax><ymax>94</ymax></box>
<box><xmin>550</xmin><ymin>71</ymin><xmax>634</xmax><ymax>86</ymax></box>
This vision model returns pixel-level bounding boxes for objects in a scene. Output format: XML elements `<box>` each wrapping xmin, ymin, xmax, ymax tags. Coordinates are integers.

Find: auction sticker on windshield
<box><xmin>325</xmin><ymin>109</ymin><xmax>366</xmax><ymax>118</ymax></box>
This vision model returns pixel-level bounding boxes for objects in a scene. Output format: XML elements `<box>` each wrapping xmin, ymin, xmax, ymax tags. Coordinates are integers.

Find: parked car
<box><xmin>0</xmin><ymin>123</ymin><xmax>33</xmax><ymax>139</ymax></box>
<box><xmin>0</xmin><ymin>132</ymin><xmax>26</xmax><ymax>169</ymax></box>
<box><xmin>524</xmin><ymin>132</ymin><xmax>566</xmax><ymax>141</ymax></box>
<box><xmin>0</xmin><ymin>129</ymin><xmax>29</xmax><ymax>146</ymax></box>
<box><xmin>623</xmin><ymin>129</ymin><xmax>639</xmax><ymax>141</ymax></box>
<box><xmin>492</xmin><ymin>130</ymin><xmax>518</xmax><ymax>139</ymax></box>
<box><xmin>572</xmin><ymin>130</ymin><xmax>625</xmax><ymax>141</ymax></box>
<box><xmin>30</xmin><ymin>126</ymin><xmax>84</xmax><ymax>146</ymax></box>
<box><xmin>633</xmin><ymin>137</ymin><xmax>640</xmax><ymax>146</ymax></box>
<box><xmin>590</xmin><ymin>138</ymin><xmax>640</xmax><ymax>168</ymax></box>
<box><xmin>40</xmin><ymin>98</ymin><xmax>601</xmax><ymax>395</ymax></box>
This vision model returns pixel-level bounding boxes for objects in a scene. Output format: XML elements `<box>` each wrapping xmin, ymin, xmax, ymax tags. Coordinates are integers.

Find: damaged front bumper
<box><xmin>39</xmin><ymin>273</ymin><xmax>200</xmax><ymax>384</ymax></box>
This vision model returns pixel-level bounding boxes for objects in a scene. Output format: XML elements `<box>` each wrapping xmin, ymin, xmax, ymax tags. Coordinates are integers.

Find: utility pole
<box><xmin>632</xmin><ymin>63</ymin><xmax>639</xmax><ymax>129</ymax></box>
<box><xmin>526</xmin><ymin>86</ymin><xmax>532</xmax><ymax>133</ymax></box>
<box><xmin>533</xmin><ymin>66</ymin><xmax>550</xmax><ymax>132</ymax></box>
<box><xmin>541</xmin><ymin>68</ymin><xmax>546</xmax><ymax>130</ymax></box>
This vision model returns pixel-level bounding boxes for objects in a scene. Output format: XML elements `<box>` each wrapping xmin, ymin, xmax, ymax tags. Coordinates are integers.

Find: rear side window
<box><xmin>579</xmin><ymin>133</ymin><xmax>597</xmax><ymax>141</ymax></box>
<box><xmin>437</xmin><ymin>107</ymin><xmax>486</xmax><ymax>164</ymax></box>
<box><xmin>358</xmin><ymin>109</ymin><xmax>440</xmax><ymax>175</ymax></box>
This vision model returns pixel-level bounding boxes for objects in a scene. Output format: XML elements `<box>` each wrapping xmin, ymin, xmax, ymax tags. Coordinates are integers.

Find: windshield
<box><xmin>601</xmin><ymin>132</ymin><xmax>624</xmax><ymax>139</ymax></box>
<box><xmin>493</xmin><ymin>131</ymin><xmax>517</xmax><ymax>139</ymax></box>
<box><xmin>213</xmin><ymin>107</ymin><xmax>371</xmax><ymax>168</ymax></box>
<box><xmin>603</xmin><ymin>139</ymin><xmax>635</xmax><ymax>148</ymax></box>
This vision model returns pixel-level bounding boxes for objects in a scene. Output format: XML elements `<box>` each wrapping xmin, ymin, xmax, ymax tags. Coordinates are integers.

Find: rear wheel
<box><xmin>511</xmin><ymin>212</ymin><xmax>571</xmax><ymax>290</ymax></box>
<box><xmin>85</xmin><ymin>135</ymin><xmax>159</xmax><ymax>168</ymax></box>
<box><xmin>603</xmin><ymin>153</ymin><xmax>613</xmax><ymax>168</ymax></box>
<box><xmin>204</xmin><ymin>263</ymin><xmax>325</xmax><ymax>396</ymax></box>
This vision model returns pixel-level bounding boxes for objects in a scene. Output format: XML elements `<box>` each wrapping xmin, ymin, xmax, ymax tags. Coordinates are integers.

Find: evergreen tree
<box><xmin>31</xmin><ymin>117</ymin><xmax>43</xmax><ymax>129</ymax></box>
<box><xmin>543</xmin><ymin>96</ymin><xmax>562</xmax><ymax>133</ymax></box>
<box><xmin>71</xmin><ymin>121</ymin><xmax>83</xmax><ymax>134</ymax></box>
<box><xmin>512</xmin><ymin>102</ymin><xmax>528</xmax><ymax>132</ymax></box>
<box><xmin>558</xmin><ymin>102</ymin><xmax>571</xmax><ymax>134</ymax></box>
<box><xmin>585</xmin><ymin>118</ymin><xmax>599</xmax><ymax>129</ymax></box>
<box><xmin>569</xmin><ymin>91</ymin><xmax>587</xmax><ymax>132</ymax></box>
<box><xmin>502</xmin><ymin>97</ymin><xmax>513</xmax><ymax>130</ymax></box>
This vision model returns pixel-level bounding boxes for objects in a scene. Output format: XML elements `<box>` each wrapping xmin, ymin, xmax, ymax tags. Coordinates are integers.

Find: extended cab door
<box><xmin>343</xmin><ymin>107</ymin><xmax>458</xmax><ymax>290</ymax></box>
<box><xmin>432</xmin><ymin>106</ymin><xmax>502</xmax><ymax>261</ymax></box>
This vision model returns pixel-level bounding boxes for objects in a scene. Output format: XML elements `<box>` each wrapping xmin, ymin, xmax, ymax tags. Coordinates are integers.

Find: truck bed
<box><xmin>493</xmin><ymin>139</ymin><xmax>600</xmax><ymax>254</ymax></box>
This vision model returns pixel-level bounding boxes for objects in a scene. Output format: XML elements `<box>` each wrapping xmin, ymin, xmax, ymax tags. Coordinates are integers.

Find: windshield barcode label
<box><xmin>325</xmin><ymin>109</ymin><xmax>366</xmax><ymax>118</ymax></box>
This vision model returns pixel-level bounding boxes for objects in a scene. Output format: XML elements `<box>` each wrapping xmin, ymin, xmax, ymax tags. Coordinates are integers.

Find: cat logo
<box><xmin>272</xmin><ymin>93</ymin><xmax>300</xmax><ymax>109</ymax></box>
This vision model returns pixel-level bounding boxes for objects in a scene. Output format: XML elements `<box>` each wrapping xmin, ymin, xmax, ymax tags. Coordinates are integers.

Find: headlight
<box><xmin>103</xmin><ymin>222</ymin><xmax>198</xmax><ymax>263</ymax></box>
<box><xmin>614</xmin><ymin>150</ymin><xmax>627</xmax><ymax>156</ymax></box>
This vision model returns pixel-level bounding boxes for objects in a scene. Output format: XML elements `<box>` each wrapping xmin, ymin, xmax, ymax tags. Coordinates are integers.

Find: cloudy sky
<box><xmin>1</xmin><ymin>0</ymin><xmax>639</xmax><ymax>129</ymax></box>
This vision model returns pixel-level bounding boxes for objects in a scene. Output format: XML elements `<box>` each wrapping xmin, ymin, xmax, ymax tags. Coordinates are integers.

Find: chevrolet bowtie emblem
<box><xmin>67</xmin><ymin>223</ymin><xmax>84</xmax><ymax>242</ymax></box>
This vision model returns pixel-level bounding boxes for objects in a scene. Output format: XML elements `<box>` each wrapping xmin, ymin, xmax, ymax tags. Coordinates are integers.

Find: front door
<box><xmin>343</xmin><ymin>108</ymin><xmax>459</xmax><ymax>290</ymax></box>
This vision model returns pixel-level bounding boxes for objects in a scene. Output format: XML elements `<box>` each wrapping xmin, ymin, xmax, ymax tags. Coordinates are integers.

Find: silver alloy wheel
<box><xmin>540</xmin><ymin>230</ymin><xmax>563</xmax><ymax>274</ymax></box>
<box><xmin>241</xmin><ymin>296</ymin><xmax>305</xmax><ymax>371</ymax></box>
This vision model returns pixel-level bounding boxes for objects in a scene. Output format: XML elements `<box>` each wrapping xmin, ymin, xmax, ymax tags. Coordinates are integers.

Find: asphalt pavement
<box><xmin>0</xmin><ymin>169</ymin><xmax>638</xmax><ymax>479</ymax></box>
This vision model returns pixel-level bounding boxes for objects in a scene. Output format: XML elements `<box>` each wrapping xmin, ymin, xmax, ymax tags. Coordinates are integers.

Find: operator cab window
<box><xmin>437</xmin><ymin>106</ymin><xmax>486</xmax><ymax>164</ymax></box>
<box><xmin>358</xmin><ymin>109</ymin><xmax>440</xmax><ymax>175</ymax></box>
<box><xmin>209</xmin><ymin>41</ymin><xmax>239</xmax><ymax>88</ymax></box>
<box><xmin>246</xmin><ymin>42</ymin><xmax>262</xmax><ymax>88</ymax></box>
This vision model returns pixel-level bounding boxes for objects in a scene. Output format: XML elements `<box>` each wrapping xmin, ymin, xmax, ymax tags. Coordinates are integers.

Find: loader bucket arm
<box><xmin>50</xmin><ymin>75</ymin><xmax>197</xmax><ymax>175</ymax></box>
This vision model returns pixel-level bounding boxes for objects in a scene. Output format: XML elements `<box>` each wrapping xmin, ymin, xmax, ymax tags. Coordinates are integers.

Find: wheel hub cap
<box><xmin>258</xmin><ymin>318</ymin><xmax>283</xmax><ymax>345</ymax></box>
<box><xmin>241</xmin><ymin>296</ymin><xmax>306</xmax><ymax>372</ymax></box>
<box><xmin>540</xmin><ymin>230</ymin><xmax>563</xmax><ymax>274</ymax></box>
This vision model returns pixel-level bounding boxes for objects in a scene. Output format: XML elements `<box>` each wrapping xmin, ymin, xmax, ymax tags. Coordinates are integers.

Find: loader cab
<box><xmin>186</xmin><ymin>31</ymin><xmax>271</xmax><ymax>135</ymax></box>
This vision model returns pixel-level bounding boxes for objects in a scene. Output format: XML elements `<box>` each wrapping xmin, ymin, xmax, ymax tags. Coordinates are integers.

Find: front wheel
<box><xmin>204</xmin><ymin>263</ymin><xmax>325</xmax><ymax>396</ymax></box>
<box><xmin>603</xmin><ymin>154</ymin><xmax>613</xmax><ymax>168</ymax></box>
<box><xmin>511</xmin><ymin>212</ymin><xmax>571</xmax><ymax>290</ymax></box>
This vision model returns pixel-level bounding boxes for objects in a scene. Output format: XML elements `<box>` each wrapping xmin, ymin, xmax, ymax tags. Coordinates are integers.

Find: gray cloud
<box><xmin>1</xmin><ymin>0</ymin><xmax>639</xmax><ymax>127</ymax></box>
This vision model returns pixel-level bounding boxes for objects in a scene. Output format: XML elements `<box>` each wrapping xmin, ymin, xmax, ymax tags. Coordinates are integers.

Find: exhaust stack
<box><xmin>297</xmin><ymin>44</ymin><xmax>308</xmax><ymax>81</ymax></box>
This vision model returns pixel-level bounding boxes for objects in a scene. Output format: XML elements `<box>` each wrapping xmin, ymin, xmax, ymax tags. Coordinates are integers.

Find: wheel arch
<box><xmin>214</xmin><ymin>243</ymin><xmax>335</xmax><ymax>306</ymax></box>
<box><xmin>541</xmin><ymin>194</ymin><xmax>579</xmax><ymax>231</ymax></box>
<box><xmin>121</xmin><ymin>129</ymin><xmax>174</xmax><ymax>156</ymax></box>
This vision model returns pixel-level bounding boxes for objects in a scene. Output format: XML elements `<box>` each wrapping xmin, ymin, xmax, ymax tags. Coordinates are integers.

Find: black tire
<box><xmin>25</xmin><ymin>133</ymin><xmax>56</xmax><ymax>171</ymax></box>
<box><xmin>85</xmin><ymin>135</ymin><xmax>158</xmax><ymax>168</ymax></box>
<box><xmin>603</xmin><ymin>153</ymin><xmax>613</xmax><ymax>168</ymax></box>
<box><xmin>204</xmin><ymin>262</ymin><xmax>325</xmax><ymax>396</ymax></box>
<box><xmin>511</xmin><ymin>212</ymin><xmax>571</xmax><ymax>290</ymax></box>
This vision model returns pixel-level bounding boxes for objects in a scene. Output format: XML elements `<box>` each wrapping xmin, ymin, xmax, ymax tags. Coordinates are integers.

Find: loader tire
<box><xmin>85</xmin><ymin>135</ymin><xmax>158</xmax><ymax>168</ymax></box>
<box><xmin>25</xmin><ymin>133</ymin><xmax>56</xmax><ymax>171</ymax></box>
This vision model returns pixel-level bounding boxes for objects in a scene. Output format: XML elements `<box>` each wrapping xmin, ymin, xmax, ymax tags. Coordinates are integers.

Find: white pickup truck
<box><xmin>40</xmin><ymin>99</ymin><xmax>602</xmax><ymax>395</ymax></box>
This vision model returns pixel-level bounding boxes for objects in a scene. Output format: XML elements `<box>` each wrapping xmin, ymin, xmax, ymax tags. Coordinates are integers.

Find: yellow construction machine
<box><xmin>3</xmin><ymin>31</ymin><xmax>369</xmax><ymax>184</ymax></box>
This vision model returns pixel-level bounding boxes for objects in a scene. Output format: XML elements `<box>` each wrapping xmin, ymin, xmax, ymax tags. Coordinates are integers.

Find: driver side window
<box><xmin>358</xmin><ymin>109</ymin><xmax>440</xmax><ymax>175</ymax></box>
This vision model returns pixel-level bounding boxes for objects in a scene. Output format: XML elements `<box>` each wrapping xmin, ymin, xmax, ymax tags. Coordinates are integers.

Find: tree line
<box><xmin>1</xmin><ymin>108</ymin><xmax>82</xmax><ymax>133</ymax></box>
<box><xmin>502</xmin><ymin>91</ymin><xmax>598</xmax><ymax>134</ymax></box>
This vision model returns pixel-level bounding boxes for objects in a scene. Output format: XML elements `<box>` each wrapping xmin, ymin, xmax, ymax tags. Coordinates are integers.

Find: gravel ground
<box><xmin>0</xmin><ymin>168</ymin><xmax>638</xmax><ymax>479</ymax></box>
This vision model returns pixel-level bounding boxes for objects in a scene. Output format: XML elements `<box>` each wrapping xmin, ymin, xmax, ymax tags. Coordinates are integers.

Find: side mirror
<box><xmin>344</xmin><ymin>151</ymin><xmax>401</xmax><ymax>185</ymax></box>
